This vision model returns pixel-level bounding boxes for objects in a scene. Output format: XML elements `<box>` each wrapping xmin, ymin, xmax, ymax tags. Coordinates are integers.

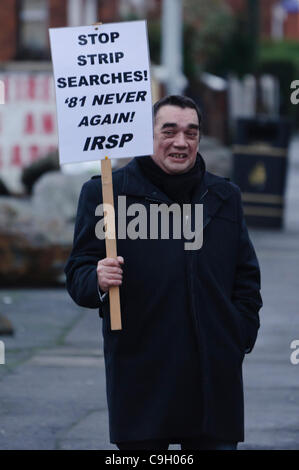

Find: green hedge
<box><xmin>259</xmin><ymin>39</ymin><xmax>299</xmax><ymax>66</ymax></box>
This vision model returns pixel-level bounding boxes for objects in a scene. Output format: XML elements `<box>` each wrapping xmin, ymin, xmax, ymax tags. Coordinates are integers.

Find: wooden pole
<box><xmin>101</xmin><ymin>157</ymin><xmax>122</xmax><ymax>331</ymax></box>
<box><xmin>93</xmin><ymin>24</ymin><xmax>121</xmax><ymax>330</ymax></box>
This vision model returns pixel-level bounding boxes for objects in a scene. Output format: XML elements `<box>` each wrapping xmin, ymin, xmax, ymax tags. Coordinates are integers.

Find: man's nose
<box><xmin>173</xmin><ymin>132</ymin><xmax>187</xmax><ymax>147</ymax></box>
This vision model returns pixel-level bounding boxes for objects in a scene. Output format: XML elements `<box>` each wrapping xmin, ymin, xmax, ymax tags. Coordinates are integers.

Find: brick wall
<box><xmin>49</xmin><ymin>0</ymin><xmax>67</xmax><ymax>29</ymax></box>
<box><xmin>284</xmin><ymin>12</ymin><xmax>299</xmax><ymax>40</ymax></box>
<box><xmin>0</xmin><ymin>0</ymin><xmax>123</xmax><ymax>62</ymax></box>
<box><xmin>260</xmin><ymin>0</ymin><xmax>277</xmax><ymax>39</ymax></box>
<box><xmin>0</xmin><ymin>0</ymin><xmax>18</xmax><ymax>61</ymax></box>
<box><xmin>0</xmin><ymin>0</ymin><xmax>68</xmax><ymax>62</ymax></box>
<box><xmin>0</xmin><ymin>0</ymin><xmax>285</xmax><ymax>63</ymax></box>
<box><xmin>98</xmin><ymin>0</ymin><xmax>120</xmax><ymax>22</ymax></box>
<box><xmin>225</xmin><ymin>0</ymin><xmax>245</xmax><ymax>14</ymax></box>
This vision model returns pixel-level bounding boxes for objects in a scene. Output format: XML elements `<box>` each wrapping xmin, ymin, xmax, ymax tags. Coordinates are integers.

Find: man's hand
<box><xmin>97</xmin><ymin>256</ymin><xmax>124</xmax><ymax>293</ymax></box>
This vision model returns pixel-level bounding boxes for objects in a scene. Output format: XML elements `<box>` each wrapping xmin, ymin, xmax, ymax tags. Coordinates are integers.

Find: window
<box><xmin>18</xmin><ymin>0</ymin><xmax>49</xmax><ymax>60</ymax></box>
<box><xmin>67</xmin><ymin>0</ymin><xmax>97</xmax><ymax>27</ymax></box>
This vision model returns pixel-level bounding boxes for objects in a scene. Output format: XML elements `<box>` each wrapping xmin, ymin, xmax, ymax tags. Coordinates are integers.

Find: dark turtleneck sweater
<box><xmin>136</xmin><ymin>153</ymin><xmax>205</xmax><ymax>205</ymax></box>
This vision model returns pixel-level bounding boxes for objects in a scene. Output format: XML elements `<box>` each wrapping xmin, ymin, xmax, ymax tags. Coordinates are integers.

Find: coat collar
<box><xmin>118</xmin><ymin>155</ymin><xmax>235</xmax><ymax>231</ymax></box>
<box><xmin>120</xmin><ymin>155</ymin><xmax>234</xmax><ymax>203</ymax></box>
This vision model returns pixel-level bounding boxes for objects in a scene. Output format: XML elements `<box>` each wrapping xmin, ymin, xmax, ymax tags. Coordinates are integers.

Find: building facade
<box><xmin>0</xmin><ymin>0</ymin><xmax>120</xmax><ymax>62</ymax></box>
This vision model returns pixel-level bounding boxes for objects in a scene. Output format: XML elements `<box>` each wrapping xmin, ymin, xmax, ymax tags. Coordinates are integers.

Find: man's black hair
<box><xmin>153</xmin><ymin>95</ymin><xmax>202</xmax><ymax>130</ymax></box>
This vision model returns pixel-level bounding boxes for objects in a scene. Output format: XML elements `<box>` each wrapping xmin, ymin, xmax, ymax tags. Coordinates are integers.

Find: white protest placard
<box><xmin>49</xmin><ymin>20</ymin><xmax>153</xmax><ymax>165</ymax></box>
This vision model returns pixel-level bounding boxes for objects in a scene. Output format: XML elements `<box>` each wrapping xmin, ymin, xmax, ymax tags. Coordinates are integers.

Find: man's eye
<box><xmin>163</xmin><ymin>130</ymin><xmax>175</xmax><ymax>136</ymax></box>
<box><xmin>186</xmin><ymin>132</ymin><xmax>197</xmax><ymax>138</ymax></box>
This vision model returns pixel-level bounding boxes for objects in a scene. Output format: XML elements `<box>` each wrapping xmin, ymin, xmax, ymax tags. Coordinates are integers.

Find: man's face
<box><xmin>152</xmin><ymin>105</ymin><xmax>200</xmax><ymax>175</ymax></box>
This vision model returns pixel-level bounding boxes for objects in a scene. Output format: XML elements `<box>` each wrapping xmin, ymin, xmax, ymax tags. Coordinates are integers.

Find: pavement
<box><xmin>0</xmin><ymin>136</ymin><xmax>299</xmax><ymax>450</ymax></box>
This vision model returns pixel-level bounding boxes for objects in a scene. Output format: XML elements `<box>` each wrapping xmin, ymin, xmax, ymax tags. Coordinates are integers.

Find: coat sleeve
<box><xmin>232</xmin><ymin>187</ymin><xmax>263</xmax><ymax>354</ymax></box>
<box><xmin>64</xmin><ymin>179</ymin><xmax>107</xmax><ymax>311</ymax></box>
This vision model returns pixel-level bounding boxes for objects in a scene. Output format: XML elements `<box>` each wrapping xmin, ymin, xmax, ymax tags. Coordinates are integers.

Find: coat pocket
<box><xmin>230</xmin><ymin>302</ymin><xmax>247</xmax><ymax>354</ymax></box>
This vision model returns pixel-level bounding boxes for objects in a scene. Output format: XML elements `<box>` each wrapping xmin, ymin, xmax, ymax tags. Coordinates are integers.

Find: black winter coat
<box><xmin>65</xmin><ymin>156</ymin><xmax>262</xmax><ymax>444</ymax></box>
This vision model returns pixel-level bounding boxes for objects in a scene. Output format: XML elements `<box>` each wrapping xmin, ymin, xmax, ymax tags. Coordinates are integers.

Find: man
<box><xmin>65</xmin><ymin>95</ymin><xmax>262</xmax><ymax>450</ymax></box>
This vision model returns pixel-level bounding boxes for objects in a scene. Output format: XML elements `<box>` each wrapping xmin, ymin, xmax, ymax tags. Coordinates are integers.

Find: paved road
<box><xmin>0</xmin><ymin>136</ymin><xmax>299</xmax><ymax>450</ymax></box>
